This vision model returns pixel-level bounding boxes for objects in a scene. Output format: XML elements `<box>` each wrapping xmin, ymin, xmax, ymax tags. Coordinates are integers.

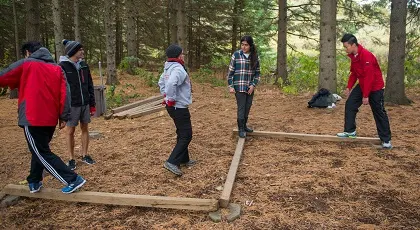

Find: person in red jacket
<box><xmin>0</xmin><ymin>41</ymin><xmax>86</xmax><ymax>194</ymax></box>
<box><xmin>337</xmin><ymin>34</ymin><xmax>392</xmax><ymax>149</ymax></box>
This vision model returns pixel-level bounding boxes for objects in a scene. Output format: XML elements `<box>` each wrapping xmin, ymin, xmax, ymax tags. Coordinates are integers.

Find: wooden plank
<box><xmin>219</xmin><ymin>138</ymin><xmax>246</xmax><ymax>208</ymax></box>
<box><xmin>113</xmin><ymin>100</ymin><xmax>163</xmax><ymax>118</ymax></box>
<box><xmin>114</xmin><ymin>105</ymin><xmax>162</xmax><ymax>119</ymax></box>
<box><xmin>129</xmin><ymin>106</ymin><xmax>166</xmax><ymax>118</ymax></box>
<box><xmin>127</xmin><ymin>101</ymin><xmax>162</xmax><ymax>113</ymax></box>
<box><xmin>2</xmin><ymin>184</ymin><xmax>218</xmax><ymax>211</ymax></box>
<box><xmin>111</xmin><ymin>95</ymin><xmax>163</xmax><ymax>114</ymax></box>
<box><xmin>232</xmin><ymin>130</ymin><xmax>381</xmax><ymax>145</ymax></box>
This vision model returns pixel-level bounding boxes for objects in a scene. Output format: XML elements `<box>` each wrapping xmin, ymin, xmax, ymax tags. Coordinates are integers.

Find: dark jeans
<box><xmin>166</xmin><ymin>106</ymin><xmax>192</xmax><ymax>165</ymax></box>
<box><xmin>23</xmin><ymin>126</ymin><xmax>77</xmax><ymax>185</ymax></box>
<box><xmin>235</xmin><ymin>92</ymin><xmax>254</xmax><ymax>122</ymax></box>
<box><xmin>344</xmin><ymin>84</ymin><xmax>391</xmax><ymax>142</ymax></box>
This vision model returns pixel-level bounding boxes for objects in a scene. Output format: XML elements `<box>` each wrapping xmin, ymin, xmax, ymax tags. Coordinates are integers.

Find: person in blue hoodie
<box><xmin>158</xmin><ymin>44</ymin><xmax>195</xmax><ymax>176</ymax></box>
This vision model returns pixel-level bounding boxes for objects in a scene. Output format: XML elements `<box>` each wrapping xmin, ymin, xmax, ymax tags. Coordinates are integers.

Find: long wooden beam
<box><xmin>111</xmin><ymin>95</ymin><xmax>163</xmax><ymax>114</ymax></box>
<box><xmin>219</xmin><ymin>138</ymin><xmax>246</xmax><ymax>208</ymax></box>
<box><xmin>232</xmin><ymin>130</ymin><xmax>381</xmax><ymax>144</ymax></box>
<box><xmin>129</xmin><ymin>106</ymin><xmax>165</xmax><ymax>118</ymax></box>
<box><xmin>2</xmin><ymin>184</ymin><xmax>218</xmax><ymax>211</ymax></box>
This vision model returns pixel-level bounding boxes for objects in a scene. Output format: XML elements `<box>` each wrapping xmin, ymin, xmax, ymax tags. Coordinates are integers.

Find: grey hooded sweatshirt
<box><xmin>158</xmin><ymin>62</ymin><xmax>192</xmax><ymax>108</ymax></box>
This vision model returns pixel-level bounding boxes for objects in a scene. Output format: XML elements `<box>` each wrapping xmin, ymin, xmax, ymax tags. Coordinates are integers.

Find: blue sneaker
<box><xmin>337</xmin><ymin>131</ymin><xmax>357</xmax><ymax>138</ymax></box>
<box><xmin>28</xmin><ymin>181</ymin><xmax>43</xmax><ymax>193</ymax></box>
<box><xmin>62</xmin><ymin>175</ymin><xmax>86</xmax><ymax>194</ymax></box>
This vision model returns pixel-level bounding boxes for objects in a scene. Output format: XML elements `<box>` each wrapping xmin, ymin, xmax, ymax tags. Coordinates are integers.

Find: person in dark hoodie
<box><xmin>0</xmin><ymin>41</ymin><xmax>86</xmax><ymax>194</ymax></box>
<box><xmin>59</xmin><ymin>39</ymin><xmax>96</xmax><ymax>170</ymax></box>
<box><xmin>337</xmin><ymin>34</ymin><xmax>392</xmax><ymax>149</ymax></box>
<box><xmin>158</xmin><ymin>44</ymin><xmax>195</xmax><ymax>176</ymax></box>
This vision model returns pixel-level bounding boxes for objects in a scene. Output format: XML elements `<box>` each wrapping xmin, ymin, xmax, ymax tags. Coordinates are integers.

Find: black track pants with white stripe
<box><xmin>24</xmin><ymin>126</ymin><xmax>77</xmax><ymax>185</ymax></box>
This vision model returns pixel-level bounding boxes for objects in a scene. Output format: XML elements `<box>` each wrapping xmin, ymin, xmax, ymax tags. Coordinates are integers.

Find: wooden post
<box><xmin>233</xmin><ymin>130</ymin><xmax>381</xmax><ymax>145</ymax></box>
<box><xmin>219</xmin><ymin>138</ymin><xmax>245</xmax><ymax>208</ymax></box>
<box><xmin>2</xmin><ymin>184</ymin><xmax>218</xmax><ymax>211</ymax></box>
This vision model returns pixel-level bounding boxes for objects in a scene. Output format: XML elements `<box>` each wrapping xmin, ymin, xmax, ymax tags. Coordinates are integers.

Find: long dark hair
<box><xmin>240</xmin><ymin>35</ymin><xmax>258</xmax><ymax>70</ymax></box>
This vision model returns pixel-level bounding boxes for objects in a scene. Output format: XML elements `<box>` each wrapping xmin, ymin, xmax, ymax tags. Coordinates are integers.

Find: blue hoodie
<box><xmin>158</xmin><ymin>62</ymin><xmax>192</xmax><ymax>108</ymax></box>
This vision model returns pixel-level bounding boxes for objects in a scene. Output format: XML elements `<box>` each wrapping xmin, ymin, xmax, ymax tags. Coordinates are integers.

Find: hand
<box><xmin>166</xmin><ymin>100</ymin><xmax>176</xmax><ymax>107</ymax></box>
<box><xmin>58</xmin><ymin>120</ymin><xmax>66</xmax><ymax>129</ymax></box>
<box><xmin>229</xmin><ymin>87</ymin><xmax>235</xmax><ymax>94</ymax></box>
<box><xmin>362</xmin><ymin>97</ymin><xmax>369</xmax><ymax>105</ymax></box>
<box><xmin>162</xmin><ymin>93</ymin><xmax>167</xmax><ymax>105</ymax></box>
<box><xmin>344</xmin><ymin>88</ymin><xmax>351</xmax><ymax>97</ymax></box>
<box><xmin>90</xmin><ymin>106</ymin><xmax>96</xmax><ymax>116</ymax></box>
<box><xmin>248</xmin><ymin>85</ymin><xmax>255</xmax><ymax>95</ymax></box>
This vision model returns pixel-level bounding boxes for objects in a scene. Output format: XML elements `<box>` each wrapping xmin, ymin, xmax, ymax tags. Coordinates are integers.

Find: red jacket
<box><xmin>0</xmin><ymin>48</ymin><xmax>71</xmax><ymax>127</ymax></box>
<box><xmin>347</xmin><ymin>45</ymin><xmax>384</xmax><ymax>98</ymax></box>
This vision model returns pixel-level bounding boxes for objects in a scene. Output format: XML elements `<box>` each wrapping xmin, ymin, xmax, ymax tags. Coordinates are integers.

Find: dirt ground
<box><xmin>0</xmin><ymin>74</ymin><xmax>419</xmax><ymax>229</ymax></box>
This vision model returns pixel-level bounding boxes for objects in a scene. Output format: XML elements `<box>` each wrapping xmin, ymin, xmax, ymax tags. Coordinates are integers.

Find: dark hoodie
<box><xmin>0</xmin><ymin>48</ymin><xmax>71</xmax><ymax>126</ymax></box>
<box><xmin>59</xmin><ymin>56</ymin><xmax>95</xmax><ymax>107</ymax></box>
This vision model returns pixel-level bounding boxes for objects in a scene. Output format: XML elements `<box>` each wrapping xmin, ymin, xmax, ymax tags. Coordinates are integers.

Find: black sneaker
<box><xmin>82</xmin><ymin>155</ymin><xmax>95</xmax><ymax>165</ymax></box>
<box><xmin>164</xmin><ymin>161</ymin><xmax>183</xmax><ymax>176</ymax></box>
<box><xmin>68</xmin><ymin>159</ymin><xmax>76</xmax><ymax>170</ymax></box>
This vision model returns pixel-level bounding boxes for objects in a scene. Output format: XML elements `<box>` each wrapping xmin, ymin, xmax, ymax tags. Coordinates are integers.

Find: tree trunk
<box><xmin>187</xmin><ymin>0</ymin><xmax>193</xmax><ymax>68</ymax></box>
<box><xmin>25</xmin><ymin>0</ymin><xmax>40</xmax><ymax>41</ymax></box>
<box><xmin>52</xmin><ymin>0</ymin><xmax>64</xmax><ymax>62</ymax></box>
<box><xmin>318</xmin><ymin>0</ymin><xmax>337</xmax><ymax>93</ymax></box>
<box><xmin>104</xmin><ymin>0</ymin><xmax>119</xmax><ymax>85</ymax></box>
<box><xmin>13</xmin><ymin>0</ymin><xmax>20</xmax><ymax>60</ymax></box>
<box><xmin>176</xmin><ymin>0</ymin><xmax>187</xmax><ymax>65</ymax></box>
<box><xmin>231</xmin><ymin>0</ymin><xmax>240</xmax><ymax>54</ymax></box>
<box><xmin>385</xmin><ymin>0</ymin><xmax>410</xmax><ymax>104</ymax></box>
<box><xmin>126</xmin><ymin>0</ymin><xmax>137</xmax><ymax>57</ymax></box>
<box><xmin>176</xmin><ymin>0</ymin><xmax>187</xmax><ymax>64</ymax></box>
<box><xmin>74</xmin><ymin>0</ymin><xmax>81</xmax><ymax>42</ymax></box>
<box><xmin>169</xmin><ymin>0</ymin><xmax>177</xmax><ymax>44</ymax></box>
<box><xmin>276</xmin><ymin>0</ymin><xmax>288</xmax><ymax>85</ymax></box>
<box><xmin>115</xmin><ymin>1</ymin><xmax>123</xmax><ymax>67</ymax></box>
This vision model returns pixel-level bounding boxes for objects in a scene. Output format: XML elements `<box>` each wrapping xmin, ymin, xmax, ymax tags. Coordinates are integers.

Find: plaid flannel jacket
<box><xmin>227</xmin><ymin>50</ymin><xmax>260</xmax><ymax>93</ymax></box>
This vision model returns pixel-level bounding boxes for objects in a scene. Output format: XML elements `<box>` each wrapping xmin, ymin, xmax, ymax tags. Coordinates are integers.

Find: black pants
<box><xmin>24</xmin><ymin>126</ymin><xmax>77</xmax><ymax>185</ymax></box>
<box><xmin>235</xmin><ymin>92</ymin><xmax>254</xmax><ymax>123</ymax></box>
<box><xmin>344</xmin><ymin>84</ymin><xmax>391</xmax><ymax>142</ymax></box>
<box><xmin>166</xmin><ymin>106</ymin><xmax>192</xmax><ymax>165</ymax></box>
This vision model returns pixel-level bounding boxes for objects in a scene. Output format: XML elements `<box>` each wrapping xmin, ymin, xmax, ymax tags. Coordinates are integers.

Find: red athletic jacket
<box><xmin>0</xmin><ymin>48</ymin><xmax>71</xmax><ymax>127</ymax></box>
<box><xmin>347</xmin><ymin>45</ymin><xmax>384</xmax><ymax>98</ymax></box>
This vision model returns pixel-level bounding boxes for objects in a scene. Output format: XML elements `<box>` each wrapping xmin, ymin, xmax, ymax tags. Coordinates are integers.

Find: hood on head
<box><xmin>29</xmin><ymin>48</ymin><xmax>54</xmax><ymax>63</ymax></box>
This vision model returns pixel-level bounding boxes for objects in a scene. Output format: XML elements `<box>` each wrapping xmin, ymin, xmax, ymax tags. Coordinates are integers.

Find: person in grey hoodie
<box><xmin>158</xmin><ymin>44</ymin><xmax>195</xmax><ymax>176</ymax></box>
<box><xmin>59</xmin><ymin>40</ymin><xmax>96</xmax><ymax>171</ymax></box>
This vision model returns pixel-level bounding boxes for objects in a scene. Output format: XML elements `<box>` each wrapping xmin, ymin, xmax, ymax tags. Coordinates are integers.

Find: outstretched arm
<box><xmin>0</xmin><ymin>59</ymin><xmax>24</xmax><ymax>89</ymax></box>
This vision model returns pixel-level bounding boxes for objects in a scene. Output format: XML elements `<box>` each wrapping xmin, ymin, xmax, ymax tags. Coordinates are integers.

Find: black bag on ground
<box><xmin>308</xmin><ymin>88</ymin><xmax>336</xmax><ymax>108</ymax></box>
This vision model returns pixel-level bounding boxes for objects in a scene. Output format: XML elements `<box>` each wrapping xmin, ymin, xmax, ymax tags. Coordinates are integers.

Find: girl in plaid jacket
<box><xmin>227</xmin><ymin>35</ymin><xmax>260</xmax><ymax>138</ymax></box>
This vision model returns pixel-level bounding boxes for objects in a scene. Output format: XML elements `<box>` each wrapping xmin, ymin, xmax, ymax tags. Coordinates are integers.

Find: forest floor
<box><xmin>0</xmin><ymin>73</ymin><xmax>419</xmax><ymax>229</ymax></box>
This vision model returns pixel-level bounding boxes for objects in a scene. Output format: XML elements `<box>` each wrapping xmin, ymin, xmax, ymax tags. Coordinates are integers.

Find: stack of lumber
<box><xmin>111</xmin><ymin>95</ymin><xmax>165</xmax><ymax>119</ymax></box>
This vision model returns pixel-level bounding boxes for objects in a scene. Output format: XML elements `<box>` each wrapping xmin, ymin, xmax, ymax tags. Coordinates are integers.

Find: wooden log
<box><xmin>129</xmin><ymin>106</ymin><xmax>166</xmax><ymax>118</ymax></box>
<box><xmin>219</xmin><ymin>138</ymin><xmax>246</xmax><ymax>208</ymax></box>
<box><xmin>2</xmin><ymin>184</ymin><xmax>218</xmax><ymax>211</ymax></box>
<box><xmin>112</xmin><ymin>100</ymin><xmax>163</xmax><ymax>118</ymax></box>
<box><xmin>111</xmin><ymin>95</ymin><xmax>163</xmax><ymax>114</ymax></box>
<box><xmin>232</xmin><ymin>130</ymin><xmax>381</xmax><ymax>144</ymax></box>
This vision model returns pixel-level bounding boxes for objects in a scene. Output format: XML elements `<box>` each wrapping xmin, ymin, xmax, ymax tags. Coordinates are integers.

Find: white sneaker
<box><xmin>382</xmin><ymin>141</ymin><xmax>392</xmax><ymax>149</ymax></box>
<box><xmin>337</xmin><ymin>131</ymin><xmax>357</xmax><ymax>138</ymax></box>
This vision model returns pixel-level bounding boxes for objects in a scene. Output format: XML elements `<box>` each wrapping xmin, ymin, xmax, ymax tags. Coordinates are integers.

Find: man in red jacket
<box><xmin>0</xmin><ymin>41</ymin><xmax>86</xmax><ymax>193</ymax></box>
<box><xmin>337</xmin><ymin>34</ymin><xmax>392</xmax><ymax>149</ymax></box>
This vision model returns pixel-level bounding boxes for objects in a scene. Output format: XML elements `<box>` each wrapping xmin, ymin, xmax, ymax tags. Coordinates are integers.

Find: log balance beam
<box><xmin>219</xmin><ymin>138</ymin><xmax>245</xmax><ymax>208</ymax></box>
<box><xmin>1</xmin><ymin>184</ymin><xmax>218</xmax><ymax>212</ymax></box>
<box><xmin>233</xmin><ymin>130</ymin><xmax>381</xmax><ymax>145</ymax></box>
